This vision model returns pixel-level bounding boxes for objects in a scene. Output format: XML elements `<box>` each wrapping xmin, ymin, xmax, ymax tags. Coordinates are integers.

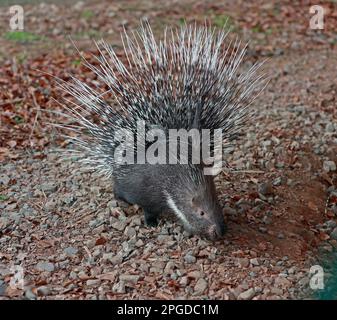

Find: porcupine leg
<box><xmin>114</xmin><ymin>193</ymin><xmax>131</xmax><ymax>206</ymax></box>
<box><xmin>143</xmin><ymin>209</ymin><xmax>159</xmax><ymax>227</ymax></box>
<box><xmin>114</xmin><ymin>182</ymin><xmax>159</xmax><ymax>226</ymax></box>
<box><xmin>113</xmin><ymin>183</ymin><xmax>132</xmax><ymax>205</ymax></box>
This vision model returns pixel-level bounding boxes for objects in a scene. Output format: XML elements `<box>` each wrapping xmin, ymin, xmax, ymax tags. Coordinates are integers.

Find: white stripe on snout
<box><xmin>165</xmin><ymin>192</ymin><xmax>190</xmax><ymax>227</ymax></box>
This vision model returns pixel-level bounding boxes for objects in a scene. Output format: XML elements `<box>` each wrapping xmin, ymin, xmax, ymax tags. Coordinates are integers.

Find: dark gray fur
<box><xmin>114</xmin><ymin>164</ymin><xmax>226</xmax><ymax>239</ymax></box>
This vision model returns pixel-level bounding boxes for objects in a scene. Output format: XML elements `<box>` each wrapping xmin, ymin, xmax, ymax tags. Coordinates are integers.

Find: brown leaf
<box><xmin>318</xmin><ymin>232</ymin><xmax>330</xmax><ymax>241</ymax></box>
<box><xmin>95</xmin><ymin>237</ymin><xmax>107</xmax><ymax>246</ymax></box>
<box><xmin>155</xmin><ymin>291</ymin><xmax>172</xmax><ymax>300</ymax></box>
<box><xmin>97</xmin><ymin>272</ymin><xmax>116</xmax><ymax>282</ymax></box>
<box><xmin>7</xmin><ymin>140</ymin><xmax>17</xmax><ymax>148</ymax></box>
<box><xmin>37</xmin><ymin>239</ymin><xmax>54</xmax><ymax>248</ymax></box>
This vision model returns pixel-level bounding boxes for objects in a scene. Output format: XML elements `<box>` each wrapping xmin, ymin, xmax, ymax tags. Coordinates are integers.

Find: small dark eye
<box><xmin>200</xmin><ymin>211</ymin><xmax>205</xmax><ymax>216</ymax></box>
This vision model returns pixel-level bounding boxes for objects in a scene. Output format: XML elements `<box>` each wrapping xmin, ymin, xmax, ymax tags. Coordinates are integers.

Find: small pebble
<box><xmin>238</xmin><ymin>288</ymin><xmax>255</xmax><ymax>300</ymax></box>
<box><xmin>64</xmin><ymin>247</ymin><xmax>78</xmax><ymax>256</ymax></box>
<box><xmin>37</xmin><ymin>286</ymin><xmax>51</xmax><ymax>296</ymax></box>
<box><xmin>184</xmin><ymin>254</ymin><xmax>197</xmax><ymax>264</ymax></box>
<box><xmin>194</xmin><ymin>278</ymin><xmax>208</xmax><ymax>295</ymax></box>
<box><xmin>323</xmin><ymin>160</ymin><xmax>336</xmax><ymax>172</ymax></box>
<box><xmin>36</xmin><ymin>262</ymin><xmax>55</xmax><ymax>272</ymax></box>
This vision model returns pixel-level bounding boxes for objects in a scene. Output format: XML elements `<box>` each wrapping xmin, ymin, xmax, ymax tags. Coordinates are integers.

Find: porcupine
<box><xmin>57</xmin><ymin>22</ymin><xmax>267</xmax><ymax>241</ymax></box>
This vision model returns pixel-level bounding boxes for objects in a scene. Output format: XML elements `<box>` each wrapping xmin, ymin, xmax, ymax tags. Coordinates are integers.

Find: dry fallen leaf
<box><xmin>97</xmin><ymin>272</ymin><xmax>116</xmax><ymax>282</ymax></box>
<box><xmin>95</xmin><ymin>237</ymin><xmax>107</xmax><ymax>246</ymax></box>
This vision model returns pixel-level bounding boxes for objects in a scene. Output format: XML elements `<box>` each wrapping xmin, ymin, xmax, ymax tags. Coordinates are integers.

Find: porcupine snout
<box><xmin>207</xmin><ymin>221</ymin><xmax>226</xmax><ymax>241</ymax></box>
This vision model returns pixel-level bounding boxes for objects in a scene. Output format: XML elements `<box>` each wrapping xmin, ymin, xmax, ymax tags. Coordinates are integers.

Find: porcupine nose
<box><xmin>208</xmin><ymin>224</ymin><xmax>225</xmax><ymax>240</ymax></box>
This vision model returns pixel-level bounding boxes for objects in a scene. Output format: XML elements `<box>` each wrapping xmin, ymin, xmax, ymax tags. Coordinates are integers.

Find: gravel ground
<box><xmin>1</xmin><ymin>0</ymin><xmax>337</xmax><ymax>300</ymax></box>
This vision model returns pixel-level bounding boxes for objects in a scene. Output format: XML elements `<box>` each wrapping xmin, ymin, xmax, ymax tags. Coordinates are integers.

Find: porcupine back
<box><xmin>57</xmin><ymin>22</ymin><xmax>267</xmax><ymax>177</ymax></box>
